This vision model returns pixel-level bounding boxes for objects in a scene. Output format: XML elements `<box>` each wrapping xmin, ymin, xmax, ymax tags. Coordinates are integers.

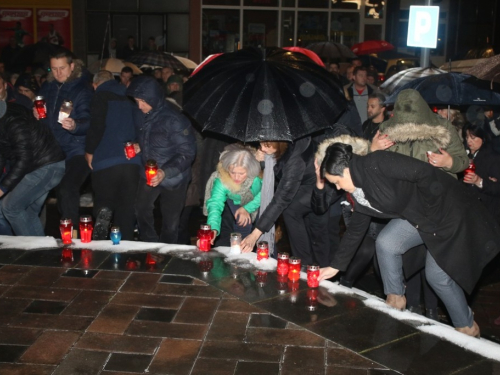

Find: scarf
<box><xmin>258</xmin><ymin>154</ymin><xmax>276</xmax><ymax>255</ymax></box>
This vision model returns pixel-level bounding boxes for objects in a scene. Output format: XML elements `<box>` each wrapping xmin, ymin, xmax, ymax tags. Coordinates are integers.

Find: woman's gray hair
<box><xmin>220</xmin><ymin>144</ymin><xmax>261</xmax><ymax>181</ymax></box>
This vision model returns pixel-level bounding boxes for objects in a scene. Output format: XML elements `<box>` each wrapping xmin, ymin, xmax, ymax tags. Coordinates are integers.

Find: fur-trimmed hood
<box><xmin>46</xmin><ymin>59</ymin><xmax>85</xmax><ymax>83</ymax></box>
<box><xmin>315</xmin><ymin>134</ymin><xmax>370</xmax><ymax>165</ymax></box>
<box><xmin>381</xmin><ymin>122</ymin><xmax>451</xmax><ymax>149</ymax></box>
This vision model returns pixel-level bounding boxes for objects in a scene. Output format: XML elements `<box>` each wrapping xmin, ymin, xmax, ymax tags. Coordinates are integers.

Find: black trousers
<box><xmin>92</xmin><ymin>164</ymin><xmax>140</xmax><ymax>241</ymax></box>
<box><xmin>282</xmin><ymin>185</ymin><xmax>331</xmax><ymax>267</ymax></box>
<box><xmin>56</xmin><ymin>155</ymin><xmax>91</xmax><ymax>225</ymax></box>
<box><xmin>136</xmin><ymin>180</ymin><xmax>188</xmax><ymax>243</ymax></box>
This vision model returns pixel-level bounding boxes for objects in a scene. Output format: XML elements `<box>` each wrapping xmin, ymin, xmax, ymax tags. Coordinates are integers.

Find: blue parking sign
<box><xmin>407</xmin><ymin>6</ymin><xmax>440</xmax><ymax>48</ymax></box>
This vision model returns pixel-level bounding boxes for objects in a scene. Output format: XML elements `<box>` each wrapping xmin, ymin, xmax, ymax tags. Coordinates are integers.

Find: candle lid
<box><xmin>110</xmin><ymin>226</ymin><xmax>120</xmax><ymax>233</ymax></box>
<box><xmin>307</xmin><ymin>264</ymin><xmax>320</xmax><ymax>271</ymax></box>
<box><xmin>35</xmin><ymin>95</ymin><xmax>44</xmax><ymax>101</ymax></box>
<box><xmin>146</xmin><ymin>159</ymin><xmax>157</xmax><ymax>167</ymax></box>
<box><xmin>80</xmin><ymin>215</ymin><xmax>93</xmax><ymax>223</ymax></box>
<box><xmin>289</xmin><ymin>257</ymin><xmax>301</xmax><ymax>265</ymax></box>
<box><xmin>62</xmin><ymin>100</ymin><xmax>73</xmax><ymax>107</ymax></box>
<box><xmin>60</xmin><ymin>218</ymin><xmax>72</xmax><ymax>225</ymax></box>
<box><xmin>277</xmin><ymin>252</ymin><xmax>289</xmax><ymax>260</ymax></box>
<box><xmin>257</xmin><ymin>241</ymin><xmax>268</xmax><ymax>249</ymax></box>
<box><xmin>200</xmin><ymin>224</ymin><xmax>211</xmax><ymax>231</ymax></box>
<box><xmin>125</xmin><ymin>141</ymin><xmax>134</xmax><ymax>146</ymax></box>
<box><xmin>230</xmin><ymin>232</ymin><xmax>241</xmax><ymax>239</ymax></box>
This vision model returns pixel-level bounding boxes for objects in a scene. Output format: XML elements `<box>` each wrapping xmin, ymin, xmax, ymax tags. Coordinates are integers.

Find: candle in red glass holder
<box><xmin>306</xmin><ymin>288</ymin><xmax>319</xmax><ymax>311</ymax></box>
<box><xmin>288</xmin><ymin>257</ymin><xmax>301</xmax><ymax>281</ymax></box>
<box><xmin>59</xmin><ymin>218</ymin><xmax>73</xmax><ymax>244</ymax></box>
<box><xmin>277</xmin><ymin>252</ymin><xmax>289</xmax><ymax>275</ymax></box>
<box><xmin>145</xmin><ymin>159</ymin><xmax>158</xmax><ymax>186</ymax></box>
<box><xmin>307</xmin><ymin>264</ymin><xmax>320</xmax><ymax>288</ymax></box>
<box><xmin>79</xmin><ymin>215</ymin><xmax>93</xmax><ymax>243</ymax></box>
<box><xmin>276</xmin><ymin>274</ymin><xmax>288</xmax><ymax>294</ymax></box>
<box><xmin>257</xmin><ymin>241</ymin><xmax>269</xmax><ymax>260</ymax></box>
<box><xmin>34</xmin><ymin>96</ymin><xmax>47</xmax><ymax>119</ymax></box>
<box><xmin>256</xmin><ymin>271</ymin><xmax>268</xmax><ymax>287</ymax></box>
<box><xmin>464</xmin><ymin>159</ymin><xmax>476</xmax><ymax>177</ymax></box>
<box><xmin>125</xmin><ymin>142</ymin><xmax>136</xmax><ymax>158</ymax></box>
<box><xmin>61</xmin><ymin>248</ymin><xmax>73</xmax><ymax>262</ymax></box>
<box><xmin>197</xmin><ymin>224</ymin><xmax>213</xmax><ymax>251</ymax></box>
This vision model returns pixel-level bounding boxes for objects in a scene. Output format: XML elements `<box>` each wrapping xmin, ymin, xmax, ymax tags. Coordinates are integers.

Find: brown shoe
<box><xmin>455</xmin><ymin>321</ymin><xmax>480</xmax><ymax>338</ymax></box>
<box><xmin>386</xmin><ymin>294</ymin><xmax>406</xmax><ymax>311</ymax></box>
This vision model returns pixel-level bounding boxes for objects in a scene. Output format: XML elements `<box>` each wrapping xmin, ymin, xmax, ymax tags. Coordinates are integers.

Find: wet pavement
<box><xmin>0</xmin><ymin>245</ymin><xmax>499</xmax><ymax>375</ymax></box>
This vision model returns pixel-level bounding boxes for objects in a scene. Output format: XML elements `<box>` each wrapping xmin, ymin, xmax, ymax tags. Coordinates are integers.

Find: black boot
<box><xmin>93</xmin><ymin>207</ymin><xmax>113</xmax><ymax>240</ymax></box>
<box><xmin>339</xmin><ymin>277</ymin><xmax>353</xmax><ymax>288</ymax></box>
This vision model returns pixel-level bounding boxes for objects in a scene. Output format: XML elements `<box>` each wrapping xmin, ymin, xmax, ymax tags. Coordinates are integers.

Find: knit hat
<box><xmin>14</xmin><ymin>73</ymin><xmax>40</xmax><ymax>94</ymax></box>
<box><xmin>166</xmin><ymin>75</ymin><xmax>183</xmax><ymax>86</ymax></box>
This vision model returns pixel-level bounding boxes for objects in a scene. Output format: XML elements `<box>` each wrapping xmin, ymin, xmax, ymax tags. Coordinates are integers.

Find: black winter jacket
<box><xmin>0</xmin><ymin>103</ymin><xmax>64</xmax><ymax>193</ymax></box>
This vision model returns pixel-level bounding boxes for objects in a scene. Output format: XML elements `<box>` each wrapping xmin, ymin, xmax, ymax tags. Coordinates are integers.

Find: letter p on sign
<box><xmin>407</xmin><ymin>6</ymin><xmax>439</xmax><ymax>48</ymax></box>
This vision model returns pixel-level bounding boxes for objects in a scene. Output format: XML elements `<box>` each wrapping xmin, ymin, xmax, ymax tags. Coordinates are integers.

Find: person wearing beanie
<box><xmin>14</xmin><ymin>73</ymin><xmax>40</xmax><ymax>102</ymax></box>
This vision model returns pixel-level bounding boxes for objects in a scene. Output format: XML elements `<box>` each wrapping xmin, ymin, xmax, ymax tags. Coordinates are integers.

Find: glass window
<box><xmin>282</xmin><ymin>0</ymin><xmax>295</xmax><ymax>6</ymax></box>
<box><xmin>331</xmin><ymin>0</ymin><xmax>360</xmax><ymax>10</ymax></box>
<box><xmin>202</xmin><ymin>9</ymin><xmax>240</xmax><ymax>58</ymax></box>
<box><xmin>281</xmin><ymin>11</ymin><xmax>295</xmax><ymax>47</ymax></box>
<box><xmin>112</xmin><ymin>15</ymin><xmax>138</xmax><ymax>55</ymax></box>
<box><xmin>364</xmin><ymin>24</ymin><xmax>382</xmax><ymax>41</ymax></box>
<box><xmin>87</xmin><ymin>13</ymin><xmax>108</xmax><ymax>53</ymax></box>
<box><xmin>364</xmin><ymin>0</ymin><xmax>384</xmax><ymax>19</ymax></box>
<box><xmin>203</xmin><ymin>0</ymin><xmax>240</xmax><ymax>5</ymax></box>
<box><xmin>141</xmin><ymin>0</ymin><xmax>190</xmax><ymax>12</ymax></box>
<box><xmin>141</xmin><ymin>15</ymin><xmax>164</xmax><ymax>52</ymax></box>
<box><xmin>330</xmin><ymin>12</ymin><xmax>359</xmax><ymax>47</ymax></box>
<box><xmin>87</xmin><ymin>0</ymin><xmax>137</xmax><ymax>11</ymax></box>
<box><xmin>297</xmin><ymin>11</ymin><xmax>327</xmax><ymax>47</ymax></box>
<box><xmin>298</xmin><ymin>0</ymin><xmax>328</xmax><ymax>8</ymax></box>
<box><xmin>244</xmin><ymin>0</ymin><xmax>279</xmax><ymax>6</ymax></box>
<box><xmin>167</xmin><ymin>14</ymin><xmax>189</xmax><ymax>52</ymax></box>
<box><xmin>243</xmin><ymin>10</ymin><xmax>278</xmax><ymax>48</ymax></box>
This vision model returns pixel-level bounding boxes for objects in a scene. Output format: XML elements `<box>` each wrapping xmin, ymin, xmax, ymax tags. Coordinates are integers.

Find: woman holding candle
<box><xmin>203</xmin><ymin>144</ymin><xmax>262</xmax><ymax>245</ymax></box>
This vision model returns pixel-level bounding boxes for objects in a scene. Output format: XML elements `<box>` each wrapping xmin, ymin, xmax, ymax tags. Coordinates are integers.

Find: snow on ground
<box><xmin>1</xmin><ymin>235</ymin><xmax>500</xmax><ymax>360</ymax></box>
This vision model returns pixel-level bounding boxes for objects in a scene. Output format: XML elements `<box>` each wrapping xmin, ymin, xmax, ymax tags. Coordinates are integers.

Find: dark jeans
<box><xmin>136</xmin><ymin>180</ymin><xmax>188</xmax><ymax>243</ymax></box>
<box><xmin>92</xmin><ymin>164</ymin><xmax>140</xmax><ymax>241</ymax></box>
<box><xmin>56</xmin><ymin>155</ymin><xmax>91</xmax><ymax>225</ymax></box>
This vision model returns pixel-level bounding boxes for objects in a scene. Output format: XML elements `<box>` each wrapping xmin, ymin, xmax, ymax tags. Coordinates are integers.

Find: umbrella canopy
<box><xmin>282</xmin><ymin>47</ymin><xmax>324</xmax><ymax>67</ymax></box>
<box><xmin>351</xmin><ymin>40</ymin><xmax>394</xmax><ymax>55</ymax></box>
<box><xmin>88</xmin><ymin>58</ymin><xmax>142</xmax><ymax>75</ymax></box>
<box><xmin>385</xmin><ymin>72</ymin><xmax>500</xmax><ymax>106</ymax></box>
<box><xmin>183</xmin><ymin>47</ymin><xmax>348</xmax><ymax>142</ymax></box>
<box><xmin>465</xmin><ymin>54</ymin><xmax>500</xmax><ymax>84</ymax></box>
<box><xmin>172</xmin><ymin>55</ymin><xmax>198</xmax><ymax>70</ymax></box>
<box><xmin>306</xmin><ymin>41</ymin><xmax>357</xmax><ymax>60</ymax></box>
<box><xmin>126</xmin><ymin>51</ymin><xmax>186</xmax><ymax>70</ymax></box>
<box><xmin>381</xmin><ymin>67</ymin><xmax>446</xmax><ymax>94</ymax></box>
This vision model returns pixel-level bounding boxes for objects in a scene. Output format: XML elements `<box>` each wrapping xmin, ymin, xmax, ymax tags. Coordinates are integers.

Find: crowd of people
<box><xmin>1</xmin><ymin>45</ymin><xmax>500</xmax><ymax>338</ymax></box>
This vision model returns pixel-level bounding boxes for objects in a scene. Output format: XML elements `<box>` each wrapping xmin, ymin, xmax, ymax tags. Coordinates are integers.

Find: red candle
<box><xmin>79</xmin><ymin>215</ymin><xmax>93</xmax><ymax>243</ymax></box>
<box><xmin>288</xmin><ymin>257</ymin><xmax>301</xmax><ymax>281</ymax></box>
<box><xmin>81</xmin><ymin>249</ymin><xmax>92</xmax><ymax>268</ymax></box>
<box><xmin>197</xmin><ymin>224</ymin><xmax>213</xmax><ymax>252</ymax></box>
<box><xmin>125</xmin><ymin>142</ymin><xmax>136</xmax><ymax>158</ymax></box>
<box><xmin>306</xmin><ymin>288</ymin><xmax>319</xmax><ymax>311</ymax></box>
<box><xmin>464</xmin><ymin>159</ymin><xmax>476</xmax><ymax>177</ymax></box>
<box><xmin>34</xmin><ymin>96</ymin><xmax>47</xmax><ymax>119</ymax></box>
<box><xmin>307</xmin><ymin>264</ymin><xmax>320</xmax><ymax>288</ymax></box>
<box><xmin>257</xmin><ymin>241</ymin><xmax>269</xmax><ymax>260</ymax></box>
<box><xmin>256</xmin><ymin>271</ymin><xmax>268</xmax><ymax>287</ymax></box>
<box><xmin>61</xmin><ymin>248</ymin><xmax>73</xmax><ymax>262</ymax></box>
<box><xmin>276</xmin><ymin>274</ymin><xmax>288</xmax><ymax>294</ymax></box>
<box><xmin>59</xmin><ymin>218</ymin><xmax>73</xmax><ymax>245</ymax></box>
<box><xmin>145</xmin><ymin>159</ymin><xmax>158</xmax><ymax>186</ymax></box>
<box><xmin>277</xmin><ymin>252</ymin><xmax>289</xmax><ymax>275</ymax></box>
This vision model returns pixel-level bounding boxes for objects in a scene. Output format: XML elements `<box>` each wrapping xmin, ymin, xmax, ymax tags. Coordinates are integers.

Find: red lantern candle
<box><xmin>34</xmin><ymin>96</ymin><xmax>47</xmax><ymax>119</ymax></box>
<box><xmin>145</xmin><ymin>159</ymin><xmax>158</xmax><ymax>186</ymax></box>
<box><xmin>125</xmin><ymin>142</ymin><xmax>136</xmax><ymax>158</ymax></box>
<box><xmin>257</xmin><ymin>241</ymin><xmax>269</xmax><ymax>260</ymax></box>
<box><xmin>256</xmin><ymin>271</ymin><xmax>268</xmax><ymax>287</ymax></box>
<box><xmin>307</xmin><ymin>264</ymin><xmax>320</xmax><ymax>288</ymax></box>
<box><xmin>276</xmin><ymin>274</ymin><xmax>288</xmax><ymax>294</ymax></box>
<box><xmin>464</xmin><ymin>159</ymin><xmax>476</xmax><ymax>177</ymax></box>
<box><xmin>197</xmin><ymin>224</ymin><xmax>213</xmax><ymax>252</ymax></box>
<box><xmin>306</xmin><ymin>288</ymin><xmax>319</xmax><ymax>311</ymax></box>
<box><xmin>288</xmin><ymin>257</ymin><xmax>301</xmax><ymax>281</ymax></box>
<box><xmin>277</xmin><ymin>252</ymin><xmax>289</xmax><ymax>275</ymax></box>
<box><xmin>79</xmin><ymin>215</ymin><xmax>93</xmax><ymax>243</ymax></box>
<box><xmin>61</xmin><ymin>248</ymin><xmax>73</xmax><ymax>262</ymax></box>
<box><xmin>59</xmin><ymin>218</ymin><xmax>73</xmax><ymax>245</ymax></box>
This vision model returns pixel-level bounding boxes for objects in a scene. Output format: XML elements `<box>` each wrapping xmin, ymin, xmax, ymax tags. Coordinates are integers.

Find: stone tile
<box><xmin>0</xmin><ymin>298</ymin><xmax>32</xmax><ymax>324</ymax></box>
<box><xmin>126</xmin><ymin>320</ymin><xmax>208</xmax><ymax>340</ymax></box>
<box><xmin>0</xmin><ymin>363</ymin><xmax>55</xmax><ymax>375</ymax></box>
<box><xmin>75</xmin><ymin>332</ymin><xmax>161</xmax><ymax>354</ymax></box>
<box><xmin>206</xmin><ymin>311</ymin><xmax>250</xmax><ymax>342</ymax></box>
<box><xmin>14</xmin><ymin>249</ymin><xmax>76</xmax><ymax>267</ymax></box>
<box><xmin>0</xmin><ymin>344</ymin><xmax>28</xmax><ymax>362</ymax></box>
<box><xmin>120</xmin><ymin>273</ymin><xmax>162</xmax><ymax>293</ymax></box>
<box><xmin>0</xmin><ymin>265</ymin><xmax>34</xmax><ymax>284</ymax></box>
<box><xmin>94</xmin><ymin>270</ymin><xmax>130</xmax><ymax>280</ymax></box>
<box><xmin>281</xmin><ymin>346</ymin><xmax>326</xmax><ymax>374</ymax></box>
<box><xmin>8</xmin><ymin>314</ymin><xmax>93</xmax><ymax>331</ymax></box>
<box><xmin>245</xmin><ymin>327</ymin><xmax>325</xmax><ymax>347</ymax></box>
<box><xmin>51</xmin><ymin>276</ymin><xmax>124</xmax><ymax>291</ymax></box>
<box><xmin>327</xmin><ymin>340</ymin><xmax>343</xmax><ymax>348</ymax></box>
<box><xmin>326</xmin><ymin>367</ymin><xmax>368</xmax><ymax>375</ymax></box>
<box><xmin>23</xmin><ymin>300</ymin><xmax>67</xmax><ymax>315</ymax></box>
<box><xmin>73</xmin><ymin>250</ymin><xmax>111</xmax><ymax>270</ymax></box>
<box><xmin>162</xmin><ymin>256</ymin><xmax>230</xmax><ymax>282</ymax></box>
<box><xmin>0</xmin><ymin>249</ymin><xmax>26</xmax><ymax>264</ymax></box>
<box><xmin>218</xmin><ymin>299</ymin><xmax>264</xmax><ymax>313</ymax></box>
<box><xmin>191</xmin><ymin>358</ymin><xmax>237</xmax><ymax>375</ymax></box>
<box><xmin>0</xmin><ymin>327</ymin><xmax>41</xmax><ymax>345</ymax></box>
<box><xmin>19</xmin><ymin>331</ymin><xmax>80</xmax><ymax>365</ymax></box>
<box><xmin>234</xmin><ymin>361</ymin><xmax>280</xmax><ymax>375</ymax></box>
<box><xmin>154</xmin><ymin>283</ymin><xmax>223</xmax><ymax>298</ymax></box>
<box><xmin>0</xmin><ymin>264</ymin><xmax>33</xmax><ymax>274</ymax></box>
<box><xmin>222</xmin><ymin>292</ymin><xmax>237</xmax><ymax>299</ymax></box>
<box><xmin>62</xmin><ymin>290</ymin><xmax>114</xmax><ymax>316</ymax></box>
<box><xmin>362</xmin><ymin>332</ymin><xmax>487</xmax><ymax>375</ymax></box>
<box><xmin>327</xmin><ymin>348</ymin><xmax>385</xmax><ymax>369</ymax></box>
<box><xmin>287</xmin><ymin>322</ymin><xmax>306</xmax><ymax>330</ymax></box>
<box><xmin>452</xmin><ymin>359</ymin><xmax>500</xmax><ymax>374</ymax></box>
<box><xmin>148</xmin><ymin>338</ymin><xmax>202</xmax><ymax>374</ymax></box>
<box><xmin>62</xmin><ymin>269</ymin><xmax>99</xmax><ymax>278</ymax></box>
<box><xmin>104</xmin><ymin>353</ymin><xmax>153</xmax><ymax>373</ymax></box>
<box><xmin>136</xmin><ymin>307</ymin><xmax>177</xmax><ymax>323</ymax></box>
<box><xmin>3</xmin><ymin>285</ymin><xmax>79</xmax><ymax>301</ymax></box>
<box><xmin>0</xmin><ymin>284</ymin><xmax>9</xmax><ymax>296</ymax></box>
<box><xmin>248</xmin><ymin>313</ymin><xmax>287</xmax><ymax>329</ymax></box>
<box><xmin>159</xmin><ymin>275</ymin><xmax>194</xmax><ymax>284</ymax></box>
<box><xmin>17</xmin><ymin>267</ymin><xmax>64</xmax><ymax>287</ymax></box>
<box><xmin>87</xmin><ymin>304</ymin><xmax>139</xmax><ymax>334</ymax></box>
<box><xmin>52</xmin><ymin>349</ymin><xmax>110</xmax><ymax>375</ymax></box>
<box><xmin>111</xmin><ymin>292</ymin><xmax>184</xmax><ymax>309</ymax></box>
<box><xmin>173</xmin><ymin>297</ymin><xmax>219</xmax><ymax>324</ymax></box>
<box><xmin>199</xmin><ymin>341</ymin><xmax>283</xmax><ymax>362</ymax></box>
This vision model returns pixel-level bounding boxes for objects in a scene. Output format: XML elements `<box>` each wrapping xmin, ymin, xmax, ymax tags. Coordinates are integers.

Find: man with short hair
<box><xmin>344</xmin><ymin>66</ymin><xmax>379</xmax><ymax>123</ymax></box>
<box><xmin>120</xmin><ymin>36</ymin><xmax>137</xmax><ymax>60</ymax></box>
<box><xmin>120</xmin><ymin>66</ymin><xmax>133</xmax><ymax>87</ymax></box>
<box><xmin>344</xmin><ymin>64</ymin><xmax>355</xmax><ymax>82</ymax></box>
<box><xmin>34</xmin><ymin>49</ymin><xmax>92</xmax><ymax>236</ymax></box>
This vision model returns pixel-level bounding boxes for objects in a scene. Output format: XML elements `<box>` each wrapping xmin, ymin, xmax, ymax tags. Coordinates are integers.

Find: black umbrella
<box><xmin>183</xmin><ymin>47</ymin><xmax>349</xmax><ymax>142</ymax></box>
<box><xmin>385</xmin><ymin>72</ymin><xmax>500</xmax><ymax>106</ymax></box>
<box><xmin>126</xmin><ymin>51</ymin><xmax>186</xmax><ymax>70</ymax></box>
<box><xmin>306</xmin><ymin>41</ymin><xmax>357</xmax><ymax>61</ymax></box>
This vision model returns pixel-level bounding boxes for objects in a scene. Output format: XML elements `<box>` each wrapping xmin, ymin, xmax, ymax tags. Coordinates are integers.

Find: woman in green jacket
<box><xmin>204</xmin><ymin>144</ymin><xmax>262</xmax><ymax>245</ymax></box>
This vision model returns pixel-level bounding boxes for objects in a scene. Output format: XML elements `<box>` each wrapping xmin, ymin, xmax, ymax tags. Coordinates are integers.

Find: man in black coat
<box><xmin>315</xmin><ymin>143</ymin><xmax>500</xmax><ymax>337</ymax></box>
<box><xmin>0</xmin><ymin>101</ymin><xmax>65</xmax><ymax>235</ymax></box>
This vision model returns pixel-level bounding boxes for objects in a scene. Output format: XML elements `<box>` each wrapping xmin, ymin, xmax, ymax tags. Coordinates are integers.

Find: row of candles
<box><xmin>59</xmin><ymin>217</ymin><xmax>122</xmax><ymax>244</ymax></box>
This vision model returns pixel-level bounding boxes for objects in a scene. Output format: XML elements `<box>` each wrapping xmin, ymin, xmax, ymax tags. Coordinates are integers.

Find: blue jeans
<box><xmin>376</xmin><ymin>218</ymin><xmax>473</xmax><ymax>328</ymax></box>
<box><xmin>0</xmin><ymin>161</ymin><xmax>65</xmax><ymax>236</ymax></box>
